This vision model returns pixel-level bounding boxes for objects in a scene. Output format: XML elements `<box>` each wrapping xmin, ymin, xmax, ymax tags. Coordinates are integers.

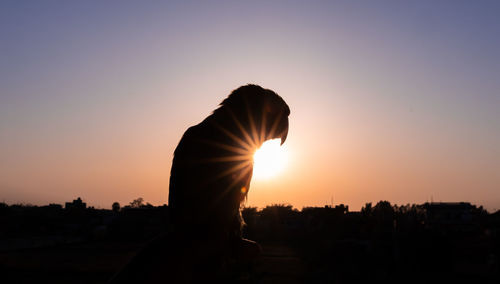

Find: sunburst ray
<box><xmin>209</xmin><ymin>120</ymin><xmax>253</xmax><ymax>151</ymax></box>
<box><xmin>212</xmin><ymin>163</ymin><xmax>253</xmax><ymax>205</ymax></box>
<box><xmin>225</xmin><ymin>107</ymin><xmax>258</xmax><ymax>149</ymax></box>
<box><xmin>199</xmin><ymin>154</ymin><xmax>254</xmax><ymax>163</ymax></box>
<box><xmin>267</xmin><ymin>110</ymin><xmax>284</xmax><ymax>140</ymax></box>
<box><xmin>200</xmin><ymin>139</ymin><xmax>250</xmax><ymax>155</ymax></box>
<box><xmin>203</xmin><ymin>159</ymin><xmax>253</xmax><ymax>185</ymax></box>
<box><xmin>259</xmin><ymin>110</ymin><xmax>267</xmax><ymax>145</ymax></box>
<box><xmin>245</xmin><ymin>101</ymin><xmax>260</xmax><ymax>150</ymax></box>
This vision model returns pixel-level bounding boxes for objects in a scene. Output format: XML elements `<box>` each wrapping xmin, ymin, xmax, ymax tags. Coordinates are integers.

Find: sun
<box><xmin>253</xmin><ymin>139</ymin><xmax>288</xmax><ymax>179</ymax></box>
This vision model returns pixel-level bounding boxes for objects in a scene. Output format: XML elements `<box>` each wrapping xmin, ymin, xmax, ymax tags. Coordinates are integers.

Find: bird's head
<box><xmin>219</xmin><ymin>84</ymin><xmax>290</xmax><ymax>148</ymax></box>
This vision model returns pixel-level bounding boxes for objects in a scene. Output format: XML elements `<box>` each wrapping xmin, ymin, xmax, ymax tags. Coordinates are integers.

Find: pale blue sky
<box><xmin>1</xmin><ymin>1</ymin><xmax>499</xmax><ymax>210</ymax></box>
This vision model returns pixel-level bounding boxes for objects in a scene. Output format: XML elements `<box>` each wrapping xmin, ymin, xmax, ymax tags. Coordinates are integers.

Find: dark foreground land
<box><xmin>1</xmin><ymin>241</ymin><xmax>304</xmax><ymax>283</ymax></box>
<box><xmin>1</xmin><ymin>201</ymin><xmax>499</xmax><ymax>283</ymax></box>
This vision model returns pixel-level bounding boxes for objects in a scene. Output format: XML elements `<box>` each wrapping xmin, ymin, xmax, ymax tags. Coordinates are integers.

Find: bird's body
<box><xmin>169</xmin><ymin>84</ymin><xmax>290</xmax><ymax>246</ymax></box>
<box><xmin>169</xmin><ymin>112</ymin><xmax>253</xmax><ymax>241</ymax></box>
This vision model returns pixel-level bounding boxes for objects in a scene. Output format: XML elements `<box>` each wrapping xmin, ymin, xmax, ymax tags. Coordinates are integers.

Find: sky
<box><xmin>1</xmin><ymin>0</ymin><xmax>499</xmax><ymax>211</ymax></box>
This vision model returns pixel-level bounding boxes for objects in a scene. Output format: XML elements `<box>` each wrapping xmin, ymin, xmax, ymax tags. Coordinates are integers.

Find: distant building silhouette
<box><xmin>46</xmin><ymin>204</ymin><xmax>63</xmax><ymax>210</ymax></box>
<box><xmin>423</xmin><ymin>202</ymin><xmax>485</xmax><ymax>232</ymax></box>
<box><xmin>65</xmin><ymin>197</ymin><xmax>86</xmax><ymax>210</ymax></box>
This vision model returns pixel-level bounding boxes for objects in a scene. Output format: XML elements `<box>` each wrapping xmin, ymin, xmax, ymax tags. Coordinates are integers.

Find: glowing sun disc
<box><xmin>253</xmin><ymin>139</ymin><xmax>288</xmax><ymax>179</ymax></box>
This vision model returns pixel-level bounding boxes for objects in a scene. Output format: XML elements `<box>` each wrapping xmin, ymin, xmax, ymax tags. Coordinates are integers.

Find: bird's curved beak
<box><xmin>280</xmin><ymin>119</ymin><xmax>289</xmax><ymax>146</ymax></box>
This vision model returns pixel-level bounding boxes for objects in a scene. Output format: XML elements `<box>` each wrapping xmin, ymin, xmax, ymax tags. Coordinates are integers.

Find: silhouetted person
<box><xmin>110</xmin><ymin>84</ymin><xmax>290</xmax><ymax>283</ymax></box>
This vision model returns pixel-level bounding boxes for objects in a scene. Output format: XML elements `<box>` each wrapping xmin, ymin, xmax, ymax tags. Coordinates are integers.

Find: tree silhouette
<box><xmin>361</xmin><ymin>202</ymin><xmax>373</xmax><ymax>216</ymax></box>
<box><xmin>112</xmin><ymin>202</ymin><xmax>120</xmax><ymax>213</ymax></box>
<box><xmin>129</xmin><ymin>198</ymin><xmax>144</xmax><ymax>208</ymax></box>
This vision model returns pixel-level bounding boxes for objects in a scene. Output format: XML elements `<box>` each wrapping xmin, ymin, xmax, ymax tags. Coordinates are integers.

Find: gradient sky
<box><xmin>1</xmin><ymin>1</ymin><xmax>499</xmax><ymax>211</ymax></box>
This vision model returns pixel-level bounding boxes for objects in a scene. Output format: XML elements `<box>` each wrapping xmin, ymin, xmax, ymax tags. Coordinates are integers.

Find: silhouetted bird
<box><xmin>110</xmin><ymin>85</ymin><xmax>289</xmax><ymax>283</ymax></box>
<box><xmin>169</xmin><ymin>84</ymin><xmax>289</xmax><ymax>242</ymax></box>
